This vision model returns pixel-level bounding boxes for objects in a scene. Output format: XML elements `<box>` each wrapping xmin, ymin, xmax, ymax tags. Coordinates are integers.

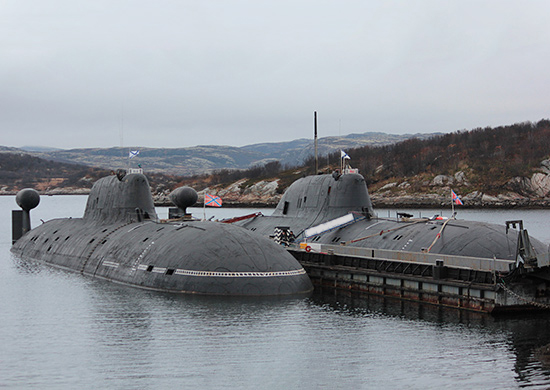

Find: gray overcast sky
<box><xmin>1</xmin><ymin>0</ymin><xmax>549</xmax><ymax>149</ymax></box>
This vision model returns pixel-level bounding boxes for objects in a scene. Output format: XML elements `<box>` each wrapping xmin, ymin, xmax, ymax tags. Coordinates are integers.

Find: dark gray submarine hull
<box><xmin>235</xmin><ymin>172</ymin><xmax>548</xmax><ymax>260</ymax></box>
<box><xmin>11</xmin><ymin>173</ymin><xmax>313</xmax><ymax>296</ymax></box>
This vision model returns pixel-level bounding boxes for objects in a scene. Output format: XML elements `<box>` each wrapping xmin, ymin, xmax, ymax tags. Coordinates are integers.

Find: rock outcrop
<box><xmin>155</xmin><ymin>179</ymin><xmax>282</xmax><ymax>207</ymax></box>
<box><xmin>199</xmin><ymin>179</ymin><xmax>281</xmax><ymax>206</ymax></box>
<box><xmin>362</xmin><ymin>162</ymin><xmax>550</xmax><ymax>208</ymax></box>
<box><xmin>507</xmin><ymin>159</ymin><xmax>550</xmax><ymax>197</ymax></box>
<box><xmin>431</xmin><ymin>175</ymin><xmax>454</xmax><ymax>186</ymax></box>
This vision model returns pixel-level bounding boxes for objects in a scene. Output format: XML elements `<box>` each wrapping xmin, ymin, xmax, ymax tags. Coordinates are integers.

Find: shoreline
<box><xmin>3</xmin><ymin>192</ymin><xmax>550</xmax><ymax>210</ymax></box>
<box><xmin>369</xmin><ymin>199</ymin><xmax>550</xmax><ymax>209</ymax></box>
<box><xmin>155</xmin><ymin>199</ymin><xmax>550</xmax><ymax>209</ymax></box>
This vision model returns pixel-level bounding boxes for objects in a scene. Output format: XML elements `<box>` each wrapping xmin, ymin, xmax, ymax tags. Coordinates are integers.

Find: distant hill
<box><xmin>0</xmin><ymin>153</ymin><xmax>110</xmax><ymax>193</ymax></box>
<box><xmin>243</xmin><ymin>132</ymin><xmax>439</xmax><ymax>167</ymax></box>
<box><xmin>3</xmin><ymin>131</ymin><xmax>441</xmax><ymax>193</ymax></box>
<box><xmin>20</xmin><ymin>146</ymin><xmax>63</xmax><ymax>153</ymax></box>
<box><xmin>0</xmin><ymin>146</ymin><xmax>24</xmax><ymax>153</ymax></box>
<box><xmin>0</xmin><ymin>152</ymin><xmax>185</xmax><ymax>195</ymax></box>
<box><xmin>19</xmin><ymin>132</ymin><xmax>440</xmax><ymax>175</ymax></box>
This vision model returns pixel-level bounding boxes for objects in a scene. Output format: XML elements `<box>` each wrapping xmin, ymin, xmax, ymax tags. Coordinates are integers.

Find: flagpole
<box><xmin>314</xmin><ymin>111</ymin><xmax>318</xmax><ymax>174</ymax></box>
<box><xmin>203</xmin><ymin>195</ymin><xmax>206</xmax><ymax>221</ymax></box>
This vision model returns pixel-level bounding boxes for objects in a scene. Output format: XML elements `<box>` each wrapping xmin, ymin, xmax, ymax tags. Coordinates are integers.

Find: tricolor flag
<box><xmin>129</xmin><ymin>150</ymin><xmax>140</xmax><ymax>159</ymax></box>
<box><xmin>451</xmin><ymin>190</ymin><xmax>463</xmax><ymax>205</ymax></box>
<box><xmin>341</xmin><ymin>150</ymin><xmax>350</xmax><ymax>160</ymax></box>
<box><xmin>205</xmin><ymin>193</ymin><xmax>222</xmax><ymax>207</ymax></box>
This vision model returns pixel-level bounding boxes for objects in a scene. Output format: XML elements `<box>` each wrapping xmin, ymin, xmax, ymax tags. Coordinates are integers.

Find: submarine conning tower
<box><xmin>272</xmin><ymin>172</ymin><xmax>375</xmax><ymax>220</ymax></box>
<box><xmin>83</xmin><ymin>172</ymin><xmax>158</xmax><ymax>224</ymax></box>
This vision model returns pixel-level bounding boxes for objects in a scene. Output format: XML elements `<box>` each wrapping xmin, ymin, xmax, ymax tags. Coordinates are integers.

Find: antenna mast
<box><xmin>314</xmin><ymin>111</ymin><xmax>318</xmax><ymax>174</ymax></box>
<box><xmin>120</xmin><ymin>103</ymin><xmax>124</xmax><ymax>148</ymax></box>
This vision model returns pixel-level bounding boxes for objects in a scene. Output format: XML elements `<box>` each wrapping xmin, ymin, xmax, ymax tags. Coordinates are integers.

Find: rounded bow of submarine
<box><xmin>16</xmin><ymin>188</ymin><xmax>40</xmax><ymax>211</ymax></box>
<box><xmin>139</xmin><ymin>221</ymin><xmax>313</xmax><ymax>296</ymax></box>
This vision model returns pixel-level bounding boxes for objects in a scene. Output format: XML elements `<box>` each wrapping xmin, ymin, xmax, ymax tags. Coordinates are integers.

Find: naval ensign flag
<box><xmin>451</xmin><ymin>190</ymin><xmax>463</xmax><ymax>206</ymax></box>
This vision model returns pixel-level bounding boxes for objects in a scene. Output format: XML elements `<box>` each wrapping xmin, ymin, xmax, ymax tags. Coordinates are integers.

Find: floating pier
<box><xmin>288</xmin><ymin>243</ymin><xmax>550</xmax><ymax>313</ymax></box>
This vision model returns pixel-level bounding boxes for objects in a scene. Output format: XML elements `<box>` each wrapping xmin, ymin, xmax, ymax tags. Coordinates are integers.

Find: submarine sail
<box><xmin>11</xmin><ymin>171</ymin><xmax>313</xmax><ymax>296</ymax></box>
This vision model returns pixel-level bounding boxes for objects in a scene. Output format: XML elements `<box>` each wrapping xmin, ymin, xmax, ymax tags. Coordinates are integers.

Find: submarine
<box><xmin>10</xmin><ymin>170</ymin><xmax>313</xmax><ymax>296</ymax></box>
<box><xmin>231</xmin><ymin>163</ymin><xmax>550</xmax><ymax>311</ymax></box>
<box><xmin>234</xmin><ymin>168</ymin><xmax>548</xmax><ymax>260</ymax></box>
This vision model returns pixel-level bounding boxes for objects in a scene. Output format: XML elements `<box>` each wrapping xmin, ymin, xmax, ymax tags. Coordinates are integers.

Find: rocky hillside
<box><xmin>0</xmin><ymin>151</ymin><xmax>186</xmax><ymax>197</ymax></box>
<box><xmin>368</xmin><ymin>159</ymin><xmax>550</xmax><ymax>208</ymax></box>
<box><xmin>0</xmin><ymin>152</ymin><xmax>110</xmax><ymax>194</ymax></box>
<box><xmin>155</xmin><ymin>157</ymin><xmax>550</xmax><ymax>209</ymax></box>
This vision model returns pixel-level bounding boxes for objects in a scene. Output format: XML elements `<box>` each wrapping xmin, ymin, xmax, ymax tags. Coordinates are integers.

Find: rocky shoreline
<box><xmin>369</xmin><ymin>194</ymin><xmax>550</xmax><ymax>209</ymax></box>
<box><xmin>151</xmin><ymin>192</ymin><xmax>550</xmax><ymax>209</ymax></box>
<box><xmin>3</xmin><ymin>191</ymin><xmax>550</xmax><ymax>209</ymax></box>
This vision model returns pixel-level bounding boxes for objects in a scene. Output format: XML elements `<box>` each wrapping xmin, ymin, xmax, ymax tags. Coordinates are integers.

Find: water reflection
<box><xmin>312</xmin><ymin>288</ymin><xmax>494</xmax><ymax>325</ymax></box>
<box><xmin>11</xmin><ymin>255</ymin><xmax>46</xmax><ymax>275</ymax></box>
<box><xmin>313</xmin><ymin>288</ymin><xmax>550</xmax><ymax>388</ymax></box>
<box><xmin>78</xmin><ymin>279</ymin><xmax>315</xmax><ymax>388</ymax></box>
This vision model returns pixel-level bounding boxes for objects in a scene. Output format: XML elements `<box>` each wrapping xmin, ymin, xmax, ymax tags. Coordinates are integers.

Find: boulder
<box><xmin>196</xmin><ymin>179</ymin><xmax>282</xmax><ymax>205</ymax></box>
<box><xmin>378</xmin><ymin>182</ymin><xmax>397</xmax><ymax>191</ymax></box>
<box><xmin>530</xmin><ymin>172</ymin><xmax>550</xmax><ymax>197</ymax></box>
<box><xmin>481</xmin><ymin>194</ymin><xmax>499</xmax><ymax>203</ymax></box>
<box><xmin>507</xmin><ymin>176</ymin><xmax>533</xmax><ymax>195</ymax></box>
<box><xmin>241</xmin><ymin>180</ymin><xmax>280</xmax><ymax>204</ymax></box>
<box><xmin>431</xmin><ymin>175</ymin><xmax>454</xmax><ymax>186</ymax></box>
<box><xmin>454</xmin><ymin>171</ymin><xmax>469</xmax><ymax>186</ymax></box>
<box><xmin>541</xmin><ymin>159</ymin><xmax>550</xmax><ymax>175</ymax></box>
<box><xmin>242</xmin><ymin>180</ymin><xmax>279</xmax><ymax>197</ymax></box>
<box><xmin>463</xmin><ymin>191</ymin><xmax>482</xmax><ymax>202</ymax></box>
<box><xmin>508</xmin><ymin>173</ymin><xmax>550</xmax><ymax>197</ymax></box>
<box><xmin>216</xmin><ymin>179</ymin><xmax>246</xmax><ymax>198</ymax></box>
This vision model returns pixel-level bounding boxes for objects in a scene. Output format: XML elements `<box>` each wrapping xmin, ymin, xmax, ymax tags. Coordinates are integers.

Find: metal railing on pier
<box><xmin>290</xmin><ymin>243</ymin><xmax>514</xmax><ymax>273</ymax></box>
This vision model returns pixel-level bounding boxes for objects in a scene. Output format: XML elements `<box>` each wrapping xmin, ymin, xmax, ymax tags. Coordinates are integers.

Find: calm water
<box><xmin>3</xmin><ymin>195</ymin><xmax>550</xmax><ymax>389</ymax></box>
